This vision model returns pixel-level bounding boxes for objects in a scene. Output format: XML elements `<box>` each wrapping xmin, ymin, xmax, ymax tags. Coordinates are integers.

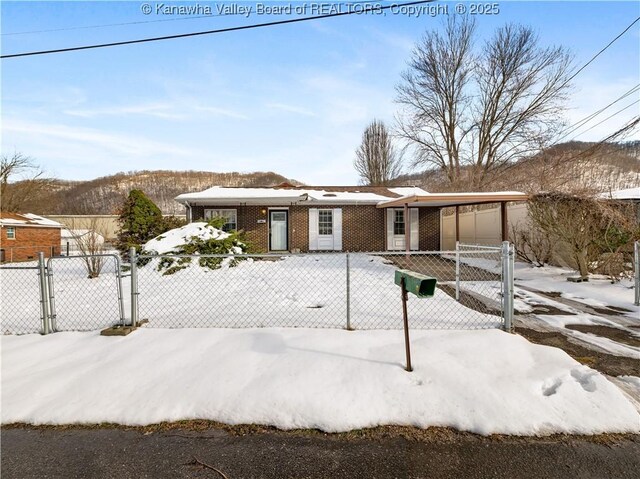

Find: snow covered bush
<box><xmin>142</xmin><ymin>218</ymin><xmax>247</xmax><ymax>275</ymax></box>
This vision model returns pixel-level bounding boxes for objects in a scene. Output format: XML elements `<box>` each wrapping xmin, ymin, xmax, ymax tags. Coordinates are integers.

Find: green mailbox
<box><xmin>395</xmin><ymin>269</ymin><xmax>438</xmax><ymax>373</ymax></box>
<box><xmin>394</xmin><ymin>270</ymin><xmax>437</xmax><ymax>298</ymax></box>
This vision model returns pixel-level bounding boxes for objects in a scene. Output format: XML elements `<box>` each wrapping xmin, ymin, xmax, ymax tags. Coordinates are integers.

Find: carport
<box><xmin>377</xmin><ymin>192</ymin><xmax>530</xmax><ymax>251</ymax></box>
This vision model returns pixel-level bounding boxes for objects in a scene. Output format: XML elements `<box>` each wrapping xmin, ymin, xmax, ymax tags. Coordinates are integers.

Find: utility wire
<box><xmin>571</xmin><ymin>99</ymin><xmax>640</xmax><ymax>139</ymax></box>
<box><xmin>488</xmin><ymin>17</ymin><xmax>640</xmax><ymax>182</ymax></box>
<box><xmin>560</xmin><ymin>16</ymin><xmax>640</xmax><ymax>89</ymax></box>
<box><xmin>1</xmin><ymin>1</ymin><xmax>378</xmax><ymax>36</ymax></box>
<box><xmin>554</xmin><ymin>83</ymin><xmax>640</xmax><ymax>143</ymax></box>
<box><xmin>1</xmin><ymin>0</ymin><xmax>436</xmax><ymax>59</ymax></box>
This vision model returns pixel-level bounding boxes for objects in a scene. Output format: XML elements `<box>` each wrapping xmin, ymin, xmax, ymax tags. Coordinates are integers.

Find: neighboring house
<box><xmin>600</xmin><ymin>186</ymin><xmax>640</xmax><ymax>221</ymax></box>
<box><xmin>0</xmin><ymin>213</ymin><xmax>63</xmax><ymax>262</ymax></box>
<box><xmin>175</xmin><ymin>184</ymin><xmax>528</xmax><ymax>252</ymax></box>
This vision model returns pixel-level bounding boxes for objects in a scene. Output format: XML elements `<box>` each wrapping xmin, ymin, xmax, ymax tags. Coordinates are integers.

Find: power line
<box><xmin>1</xmin><ymin>1</ymin><xmax>378</xmax><ymax>36</ymax></box>
<box><xmin>1</xmin><ymin>1</ymin><xmax>436</xmax><ymax>59</ymax></box>
<box><xmin>2</xmin><ymin>15</ymin><xmax>233</xmax><ymax>37</ymax></box>
<box><xmin>571</xmin><ymin>99</ymin><xmax>640</xmax><ymax>139</ymax></box>
<box><xmin>560</xmin><ymin>16</ymin><xmax>640</xmax><ymax>89</ymax></box>
<box><xmin>554</xmin><ymin>83</ymin><xmax>640</xmax><ymax>143</ymax></box>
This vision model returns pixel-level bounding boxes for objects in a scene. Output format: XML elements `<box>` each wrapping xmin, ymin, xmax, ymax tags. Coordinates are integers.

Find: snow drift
<box><xmin>2</xmin><ymin>329</ymin><xmax>639</xmax><ymax>435</ymax></box>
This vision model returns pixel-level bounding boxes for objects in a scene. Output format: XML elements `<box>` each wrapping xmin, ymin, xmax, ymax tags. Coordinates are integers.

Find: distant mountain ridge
<box><xmin>29</xmin><ymin>170</ymin><xmax>300</xmax><ymax>215</ymax></box>
<box><xmin>395</xmin><ymin>141</ymin><xmax>640</xmax><ymax>194</ymax></box>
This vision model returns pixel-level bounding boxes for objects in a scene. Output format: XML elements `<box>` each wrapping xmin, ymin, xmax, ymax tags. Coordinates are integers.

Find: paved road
<box><xmin>3</xmin><ymin>427</ymin><xmax>640</xmax><ymax>479</ymax></box>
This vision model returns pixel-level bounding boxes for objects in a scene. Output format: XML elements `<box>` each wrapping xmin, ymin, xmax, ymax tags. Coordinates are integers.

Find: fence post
<box><xmin>501</xmin><ymin>241</ymin><xmax>514</xmax><ymax>332</ymax></box>
<box><xmin>346</xmin><ymin>253</ymin><xmax>352</xmax><ymax>330</ymax></box>
<box><xmin>455</xmin><ymin>241</ymin><xmax>460</xmax><ymax>301</ymax></box>
<box><xmin>37</xmin><ymin>252</ymin><xmax>51</xmax><ymax>335</ymax></box>
<box><xmin>46</xmin><ymin>259</ymin><xmax>58</xmax><ymax>332</ymax></box>
<box><xmin>635</xmin><ymin>240</ymin><xmax>639</xmax><ymax>307</ymax></box>
<box><xmin>114</xmin><ymin>255</ymin><xmax>126</xmax><ymax>326</ymax></box>
<box><xmin>130</xmin><ymin>247</ymin><xmax>139</xmax><ymax>327</ymax></box>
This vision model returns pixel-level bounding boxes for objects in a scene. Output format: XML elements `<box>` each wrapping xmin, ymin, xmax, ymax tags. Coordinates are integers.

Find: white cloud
<box><xmin>265</xmin><ymin>102</ymin><xmax>316</xmax><ymax>117</ymax></box>
<box><xmin>3</xmin><ymin>118</ymin><xmax>197</xmax><ymax>172</ymax></box>
<box><xmin>63</xmin><ymin>101</ymin><xmax>250</xmax><ymax>121</ymax></box>
<box><xmin>64</xmin><ymin>103</ymin><xmax>186</xmax><ymax>120</ymax></box>
<box><xmin>193</xmin><ymin>105</ymin><xmax>249</xmax><ymax>120</ymax></box>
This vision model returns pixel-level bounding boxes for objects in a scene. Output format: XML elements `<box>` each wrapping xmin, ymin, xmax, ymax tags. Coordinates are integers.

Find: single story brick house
<box><xmin>175</xmin><ymin>184</ymin><xmax>528</xmax><ymax>252</ymax></box>
<box><xmin>0</xmin><ymin>212</ymin><xmax>63</xmax><ymax>262</ymax></box>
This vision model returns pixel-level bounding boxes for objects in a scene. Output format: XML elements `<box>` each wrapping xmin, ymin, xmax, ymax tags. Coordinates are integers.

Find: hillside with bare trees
<box><xmin>396</xmin><ymin>141</ymin><xmax>640</xmax><ymax>194</ymax></box>
<box><xmin>16</xmin><ymin>170</ymin><xmax>299</xmax><ymax>215</ymax></box>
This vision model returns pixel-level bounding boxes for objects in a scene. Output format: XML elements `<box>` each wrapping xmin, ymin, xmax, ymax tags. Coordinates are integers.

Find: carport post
<box><xmin>37</xmin><ymin>252</ymin><xmax>51</xmax><ymax>335</ymax></box>
<box><xmin>501</xmin><ymin>241</ymin><xmax>514</xmax><ymax>332</ymax></box>
<box><xmin>129</xmin><ymin>247</ymin><xmax>139</xmax><ymax>327</ymax></box>
<box><xmin>634</xmin><ymin>240</ymin><xmax>639</xmax><ymax>306</ymax></box>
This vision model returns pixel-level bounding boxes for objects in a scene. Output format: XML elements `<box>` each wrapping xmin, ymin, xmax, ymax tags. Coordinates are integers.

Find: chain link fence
<box><xmin>1</xmin><ymin>245</ymin><xmax>514</xmax><ymax>334</ymax></box>
<box><xmin>46</xmin><ymin>255</ymin><xmax>125</xmax><ymax>332</ymax></box>
<box><xmin>0</xmin><ymin>262</ymin><xmax>44</xmax><ymax>334</ymax></box>
<box><xmin>349</xmin><ymin>249</ymin><xmax>503</xmax><ymax>330</ymax></box>
<box><xmin>133</xmin><ymin>245</ymin><xmax>507</xmax><ymax>330</ymax></box>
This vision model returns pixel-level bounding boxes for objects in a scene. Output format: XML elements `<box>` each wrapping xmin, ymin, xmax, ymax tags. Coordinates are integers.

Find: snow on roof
<box><xmin>600</xmin><ymin>187</ymin><xmax>640</xmax><ymax>200</ymax></box>
<box><xmin>0</xmin><ymin>212</ymin><xmax>63</xmax><ymax>228</ymax></box>
<box><xmin>377</xmin><ymin>191</ymin><xmax>529</xmax><ymax>208</ymax></box>
<box><xmin>388</xmin><ymin>187</ymin><xmax>429</xmax><ymax>196</ymax></box>
<box><xmin>175</xmin><ymin>185</ymin><xmax>429</xmax><ymax>205</ymax></box>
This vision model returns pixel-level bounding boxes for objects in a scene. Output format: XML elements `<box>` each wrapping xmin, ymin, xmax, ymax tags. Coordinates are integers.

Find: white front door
<box><xmin>270</xmin><ymin>210</ymin><xmax>288</xmax><ymax>251</ymax></box>
<box><xmin>387</xmin><ymin>208</ymin><xmax>419</xmax><ymax>250</ymax></box>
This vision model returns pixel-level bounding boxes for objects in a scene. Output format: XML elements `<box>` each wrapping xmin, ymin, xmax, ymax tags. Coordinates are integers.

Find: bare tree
<box><xmin>510</xmin><ymin>222</ymin><xmax>553</xmax><ymax>267</ymax></box>
<box><xmin>1</xmin><ymin>152</ymin><xmax>53</xmax><ymax>212</ymax></box>
<box><xmin>354</xmin><ymin>119</ymin><xmax>403</xmax><ymax>186</ymax></box>
<box><xmin>68</xmin><ymin>218</ymin><xmax>108</xmax><ymax>278</ymax></box>
<box><xmin>396</xmin><ymin>16</ymin><xmax>573</xmax><ymax>189</ymax></box>
<box><xmin>527</xmin><ymin>192</ymin><xmax>636</xmax><ymax>278</ymax></box>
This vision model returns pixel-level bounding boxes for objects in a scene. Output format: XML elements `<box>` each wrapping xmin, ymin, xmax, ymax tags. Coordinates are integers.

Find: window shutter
<box><xmin>333</xmin><ymin>208</ymin><xmax>342</xmax><ymax>251</ymax></box>
<box><xmin>410</xmin><ymin>208</ymin><xmax>419</xmax><ymax>250</ymax></box>
<box><xmin>308</xmin><ymin>208</ymin><xmax>319</xmax><ymax>251</ymax></box>
<box><xmin>386</xmin><ymin>209</ymin><xmax>394</xmax><ymax>250</ymax></box>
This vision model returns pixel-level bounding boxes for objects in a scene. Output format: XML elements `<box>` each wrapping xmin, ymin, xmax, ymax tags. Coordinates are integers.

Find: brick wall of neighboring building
<box><xmin>0</xmin><ymin>226</ymin><xmax>61</xmax><ymax>262</ymax></box>
<box><xmin>187</xmin><ymin>204</ymin><xmax>441</xmax><ymax>253</ymax></box>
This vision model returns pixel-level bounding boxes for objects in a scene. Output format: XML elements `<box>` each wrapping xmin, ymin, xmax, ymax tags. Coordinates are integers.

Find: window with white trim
<box><xmin>318</xmin><ymin>210</ymin><xmax>333</xmax><ymax>235</ymax></box>
<box><xmin>204</xmin><ymin>209</ymin><xmax>237</xmax><ymax>232</ymax></box>
<box><xmin>393</xmin><ymin>209</ymin><xmax>405</xmax><ymax>235</ymax></box>
<box><xmin>6</xmin><ymin>227</ymin><xmax>16</xmax><ymax>240</ymax></box>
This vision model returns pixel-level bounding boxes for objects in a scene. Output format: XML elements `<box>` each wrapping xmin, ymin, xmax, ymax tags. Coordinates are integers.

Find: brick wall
<box><xmin>188</xmin><ymin>204</ymin><xmax>441</xmax><ymax>252</ymax></box>
<box><xmin>419</xmin><ymin>208</ymin><xmax>440</xmax><ymax>251</ymax></box>
<box><xmin>0</xmin><ymin>226</ymin><xmax>61</xmax><ymax>262</ymax></box>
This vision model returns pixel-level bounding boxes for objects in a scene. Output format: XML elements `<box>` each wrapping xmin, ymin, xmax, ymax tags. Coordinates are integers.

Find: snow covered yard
<box><xmin>137</xmin><ymin>254</ymin><xmax>501</xmax><ymax>330</ymax></box>
<box><xmin>511</xmin><ymin>264</ymin><xmax>640</xmax><ymax>360</ymax></box>
<box><xmin>2</xmin><ymin>328</ymin><xmax>639</xmax><ymax>435</ymax></box>
<box><xmin>514</xmin><ymin>263</ymin><xmax>639</xmax><ymax>317</ymax></box>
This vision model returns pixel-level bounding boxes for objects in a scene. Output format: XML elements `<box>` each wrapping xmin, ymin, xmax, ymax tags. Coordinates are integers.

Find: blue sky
<box><xmin>2</xmin><ymin>1</ymin><xmax>639</xmax><ymax>184</ymax></box>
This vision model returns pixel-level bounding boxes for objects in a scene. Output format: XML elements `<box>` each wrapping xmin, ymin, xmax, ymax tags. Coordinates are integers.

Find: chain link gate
<box><xmin>0</xmin><ymin>258</ymin><xmax>46</xmax><ymax>335</ymax></box>
<box><xmin>46</xmin><ymin>254</ymin><xmax>126</xmax><ymax>332</ymax></box>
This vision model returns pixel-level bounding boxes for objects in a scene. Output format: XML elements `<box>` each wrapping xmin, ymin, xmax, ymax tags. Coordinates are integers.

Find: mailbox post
<box><xmin>394</xmin><ymin>270</ymin><xmax>437</xmax><ymax>372</ymax></box>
